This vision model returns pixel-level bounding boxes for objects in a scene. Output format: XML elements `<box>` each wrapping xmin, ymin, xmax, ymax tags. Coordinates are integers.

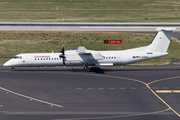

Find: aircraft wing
<box><xmin>76</xmin><ymin>46</ymin><xmax>88</xmax><ymax>54</ymax></box>
<box><xmin>77</xmin><ymin>46</ymin><xmax>104</xmax><ymax>60</ymax></box>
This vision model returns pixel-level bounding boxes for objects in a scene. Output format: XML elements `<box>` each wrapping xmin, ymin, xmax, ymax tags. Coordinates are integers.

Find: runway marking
<box><xmin>147</xmin><ymin>76</ymin><xmax>180</xmax><ymax>85</ymax></box>
<box><xmin>141</xmin><ymin>87</ymin><xmax>147</xmax><ymax>90</ymax></box>
<box><xmin>87</xmin><ymin>88</ymin><xmax>94</xmax><ymax>90</ymax></box>
<box><xmin>61</xmin><ymin>72</ymin><xmax>180</xmax><ymax>118</ymax></box>
<box><xmin>109</xmin><ymin>88</ymin><xmax>115</xmax><ymax>90</ymax></box>
<box><xmin>77</xmin><ymin>87</ymin><xmax>180</xmax><ymax>91</ymax></box>
<box><xmin>120</xmin><ymin>87</ymin><xmax>126</xmax><ymax>89</ymax></box>
<box><xmin>147</xmin><ymin>76</ymin><xmax>180</xmax><ymax>117</ymax></box>
<box><xmin>146</xmin><ymin>84</ymin><xmax>180</xmax><ymax>117</ymax></box>
<box><xmin>130</xmin><ymin>87</ymin><xmax>136</xmax><ymax>90</ymax></box>
<box><xmin>98</xmin><ymin>88</ymin><xmax>104</xmax><ymax>90</ymax></box>
<box><xmin>156</xmin><ymin>90</ymin><xmax>172</xmax><ymax>93</ymax></box>
<box><xmin>0</xmin><ymin>86</ymin><xmax>63</xmax><ymax>108</ymax></box>
<box><xmin>52</xmin><ymin>108</ymin><xmax>170</xmax><ymax>120</ymax></box>
<box><xmin>152</xmin><ymin>87</ymin><xmax>158</xmax><ymax>90</ymax></box>
<box><xmin>174</xmin><ymin>87</ymin><xmax>179</xmax><ymax>89</ymax></box>
<box><xmin>81</xmin><ymin>27</ymin><xmax>157</xmax><ymax>29</ymax></box>
<box><xmin>156</xmin><ymin>90</ymin><xmax>180</xmax><ymax>93</ymax></box>
<box><xmin>172</xmin><ymin>90</ymin><xmax>180</xmax><ymax>93</ymax></box>
<box><xmin>163</xmin><ymin>87</ymin><xmax>169</xmax><ymax>89</ymax></box>
<box><xmin>77</xmin><ymin>88</ymin><xmax>83</xmax><ymax>90</ymax></box>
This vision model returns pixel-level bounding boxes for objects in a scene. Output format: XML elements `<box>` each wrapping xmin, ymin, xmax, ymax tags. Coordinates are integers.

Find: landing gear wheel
<box><xmin>11</xmin><ymin>67</ymin><xmax>15</xmax><ymax>71</ymax></box>
<box><xmin>84</xmin><ymin>65</ymin><xmax>90</xmax><ymax>72</ymax></box>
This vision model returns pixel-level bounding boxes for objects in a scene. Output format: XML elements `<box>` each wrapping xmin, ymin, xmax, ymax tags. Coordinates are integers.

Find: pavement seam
<box><xmin>0</xmin><ymin>86</ymin><xmax>63</xmax><ymax>108</ymax></box>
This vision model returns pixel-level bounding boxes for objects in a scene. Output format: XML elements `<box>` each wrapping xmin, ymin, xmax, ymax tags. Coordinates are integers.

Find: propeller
<box><xmin>59</xmin><ymin>46</ymin><xmax>65</xmax><ymax>66</ymax></box>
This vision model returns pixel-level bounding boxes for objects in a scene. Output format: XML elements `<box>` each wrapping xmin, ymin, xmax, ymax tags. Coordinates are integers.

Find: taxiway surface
<box><xmin>0</xmin><ymin>22</ymin><xmax>180</xmax><ymax>31</ymax></box>
<box><xmin>0</xmin><ymin>65</ymin><xmax>180</xmax><ymax>120</ymax></box>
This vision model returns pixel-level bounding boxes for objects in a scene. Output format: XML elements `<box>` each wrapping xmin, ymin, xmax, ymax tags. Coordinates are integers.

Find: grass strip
<box><xmin>0</xmin><ymin>0</ymin><xmax>179</xmax><ymax>22</ymax></box>
<box><xmin>0</xmin><ymin>31</ymin><xmax>179</xmax><ymax>59</ymax></box>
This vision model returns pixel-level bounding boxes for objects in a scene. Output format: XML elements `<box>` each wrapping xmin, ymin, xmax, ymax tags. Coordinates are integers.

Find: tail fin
<box><xmin>147</xmin><ymin>27</ymin><xmax>176</xmax><ymax>53</ymax></box>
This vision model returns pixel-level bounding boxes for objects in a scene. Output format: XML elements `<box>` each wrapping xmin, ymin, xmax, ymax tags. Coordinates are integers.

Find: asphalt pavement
<box><xmin>0</xmin><ymin>65</ymin><xmax>180</xmax><ymax>120</ymax></box>
<box><xmin>0</xmin><ymin>22</ymin><xmax>180</xmax><ymax>31</ymax></box>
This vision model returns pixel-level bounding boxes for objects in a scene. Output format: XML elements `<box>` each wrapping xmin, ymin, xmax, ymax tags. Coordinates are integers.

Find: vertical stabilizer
<box><xmin>147</xmin><ymin>27</ymin><xmax>176</xmax><ymax>53</ymax></box>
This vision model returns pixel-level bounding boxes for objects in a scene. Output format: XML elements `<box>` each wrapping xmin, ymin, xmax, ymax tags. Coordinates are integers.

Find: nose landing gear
<box><xmin>11</xmin><ymin>67</ymin><xmax>15</xmax><ymax>71</ymax></box>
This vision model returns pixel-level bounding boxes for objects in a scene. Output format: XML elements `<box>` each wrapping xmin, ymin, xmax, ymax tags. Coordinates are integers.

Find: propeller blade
<box><xmin>63</xmin><ymin>58</ymin><xmax>65</xmax><ymax>66</ymax></box>
<box><xmin>60</xmin><ymin>45</ymin><xmax>65</xmax><ymax>66</ymax></box>
<box><xmin>61</xmin><ymin>46</ymin><xmax>64</xmax><ymax>55</ymax></box>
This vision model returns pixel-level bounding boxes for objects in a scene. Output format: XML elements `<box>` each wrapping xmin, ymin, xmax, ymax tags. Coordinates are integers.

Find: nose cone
<box><xmin>3</xmin><ymin>60</ymin><xmax>11</xmax><ymax>66</ymax></box>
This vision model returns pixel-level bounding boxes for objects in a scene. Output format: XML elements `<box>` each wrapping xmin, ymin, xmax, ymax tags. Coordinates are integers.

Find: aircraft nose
<box><xmin>3</xmin><ymin>61</ymin><xmax>11</xmax><ymax>66</ymax></box>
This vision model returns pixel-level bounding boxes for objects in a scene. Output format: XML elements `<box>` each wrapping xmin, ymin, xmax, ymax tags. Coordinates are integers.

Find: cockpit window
<box><xmin>13</xmin><ymin>56</ymin><xmax>22</xmax><ymax>59</ymax></box>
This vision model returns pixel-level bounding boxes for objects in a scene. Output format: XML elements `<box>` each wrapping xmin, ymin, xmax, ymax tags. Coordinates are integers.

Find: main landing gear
<box><xmin>83</xmin><ymin>65</ymin><xmax>90</xmax><ymax>72</ymax></box>
<box><xmin>11</xmin><ymin>67</ymin><xmax>15</xmax><ymax>71</ymax></box>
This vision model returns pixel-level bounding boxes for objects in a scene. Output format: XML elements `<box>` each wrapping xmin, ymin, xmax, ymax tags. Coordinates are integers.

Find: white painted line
<box><xmin>0</xmin><ymin>87</ymin><xmax>63</xmax><ymax>108</ymax></box>
<box><xmin>80</xmin><ymin>27</ymin><xmax>157</xmax><ymax>29</ymax></box>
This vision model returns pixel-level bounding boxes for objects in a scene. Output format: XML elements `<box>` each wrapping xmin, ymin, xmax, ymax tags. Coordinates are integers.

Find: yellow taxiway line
<box><xmin>172</xmin><ymin>90</ymin><xmax>180</xmax><ymax>93</ymax></box>
<box><xmin>156</xmin><ymin>90</ymin><xmax>172</xmax><ymax>93</ymax></box>
<box><xmin>156</xmin><ymin>90</ymin><xmax>180</xmax><ymax>93</ymax></box>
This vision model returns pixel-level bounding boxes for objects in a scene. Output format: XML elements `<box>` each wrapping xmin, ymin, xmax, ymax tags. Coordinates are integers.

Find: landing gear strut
<box><xmin>11</xmin><ymin>67</ymin><xmax>15</xmax><ymax>71</ymax></box>
<box><xmin>84</xmin><ymin>65</ymin><xmax>90</xmax><ymax>72</ymax></box>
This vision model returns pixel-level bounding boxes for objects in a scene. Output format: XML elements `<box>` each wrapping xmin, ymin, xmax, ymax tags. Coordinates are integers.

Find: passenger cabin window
<box><xmin>13</xmin><ymin>56</ymin><xmax>22</xmax><ymax>59</ymax></box>
<box><xmin>54</xmin><ymin>58</ymin><xmax>56</xmax><ymax>60</ymax></box>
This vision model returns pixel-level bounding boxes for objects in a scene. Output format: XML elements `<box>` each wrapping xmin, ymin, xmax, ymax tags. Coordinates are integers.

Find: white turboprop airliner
<box><xmin>4</xmin><ymin>28</ymin><xmax>176</xmax><ymax>71</ymax></box>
